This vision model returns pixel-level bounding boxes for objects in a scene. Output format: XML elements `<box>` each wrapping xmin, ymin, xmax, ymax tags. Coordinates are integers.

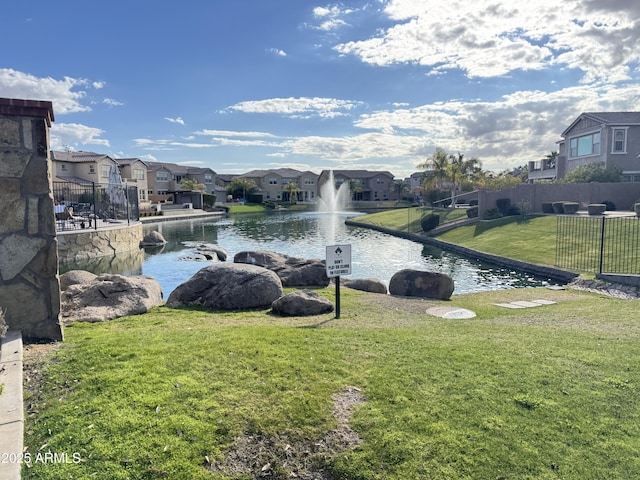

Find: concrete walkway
<box><xmin>0</xmin><ymin>331</ymin><xmax>23</xmax><ymax>480</ymax></box>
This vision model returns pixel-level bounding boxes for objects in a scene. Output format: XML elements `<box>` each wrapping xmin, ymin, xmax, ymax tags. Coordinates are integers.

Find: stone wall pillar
<box><xmin>0</xmin><ymin>98</ymin><xmax>63</xmax><ymax>341</ymax></box>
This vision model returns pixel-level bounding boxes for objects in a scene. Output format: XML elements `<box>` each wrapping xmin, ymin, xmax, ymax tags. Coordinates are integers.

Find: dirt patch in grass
<box><xmin>209</xmin><ymin>386</ymin><xmax>365</xmax><ymax>479</ymax></box>
<box><xmin>23</xmin><ymin>341</ymin><xmax>62</xmax><ymax>421</ymax></box>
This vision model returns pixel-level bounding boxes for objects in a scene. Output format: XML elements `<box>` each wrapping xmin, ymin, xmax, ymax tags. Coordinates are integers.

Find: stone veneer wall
<box><xmin>0</xmin><ymin>98</ymin><xmax>63</xmax><ymax>341</ymax></box>
<box><xmin>57</xmin><ymin>223</ymin><xmax>143</xmax><ymax>263</ymax></box>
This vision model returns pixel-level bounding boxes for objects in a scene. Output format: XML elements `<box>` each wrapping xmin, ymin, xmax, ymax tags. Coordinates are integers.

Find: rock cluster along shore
<box><xmin>569</xmin><ymin>277</ymin><xmax>640</xmax><ymax>299</ymax></box>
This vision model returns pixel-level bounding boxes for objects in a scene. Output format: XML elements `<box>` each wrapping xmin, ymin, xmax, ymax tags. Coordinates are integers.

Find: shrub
<box><xmin>601</xmin><ymin>200</ymin><xmax>616</xmax><ymax>211</ymax></box>
<box><xmin>587</xmin><ymin>204</ymin><xmax>606</xmax><ymax>216</ymax></box>
<box><xmin>466</xmin><ymin>206</ymin><xmax>478</xmax><ymax>218</ymax></box>
<box><xmin>563</xmin><ymin>202</ymin><xmax>580</xmax><ymax>214</ymax></box>
<box><xmin>541</xmin><ymin>202</ymin><xmax>554</xmax><ymax>213</ymax></box>
<box><xmin>421</xmin><ymin>214</ymin><xmax>440</xmax><ymax>232</ymax></box>
<box><xmin>496</xmin><ymin>198</ymin><xmax>512</xmax><ymax>215</ymax></box>
<box><xmin>552</xmin><ymin>201</ymin><xmax>565</xmax><ymax>214</ymax></box>
<box><xmin>484</xmin><ymin>208</ymin><xmax>502</xmax><ymax>220</ymax></box>
<box><xmin>507</xmin><ymin>205</ymin><xmax>521</xmax><ymax>216</ymax></box>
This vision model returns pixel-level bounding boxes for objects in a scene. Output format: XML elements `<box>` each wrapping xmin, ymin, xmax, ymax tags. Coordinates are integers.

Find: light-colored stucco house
<box><xmin>529</xmin><ymin>112</ymin><xmax>640</xmax><ymax>183</ymax></box>
<box><xmin>51</xmin><ymin>150</ymin><xmax>118</xmax><ymax>185</ymax></box>
<box><xmin>236</xmin><ymin>168</ymin><xmax>319</xmax><ymax>202</ymax></box>
<box><xmin>146</xmin><ymin>161</ymin><xmax>217</xmax><ymax>203</ymax></box>
<box><xmin>114</xmin><ymin>157</ymin><xmax>150</xmax><ymax>205</ymax></box>
<box><xmin>318</xmin><ymin>169</ymin><xmax>397</xmax><ymax>201</ymax></box>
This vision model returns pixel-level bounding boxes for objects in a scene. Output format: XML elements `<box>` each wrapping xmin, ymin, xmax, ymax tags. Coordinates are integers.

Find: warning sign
<box><xmin>325</xmin><ymin>244</ymin><xmax>352</xmax><ymax>277</ymax></box>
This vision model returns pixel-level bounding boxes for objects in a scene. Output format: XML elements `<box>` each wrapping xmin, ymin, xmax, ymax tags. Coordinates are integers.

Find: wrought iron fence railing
<box><xmin>555</xmin><ymin>215</ymin><xmax>640</xmax><ymax>275</ymax></box>
<box><xmin>53</xmin><ymin>181</ymin><xmax>139</xmax><ymax>231</ymax></box>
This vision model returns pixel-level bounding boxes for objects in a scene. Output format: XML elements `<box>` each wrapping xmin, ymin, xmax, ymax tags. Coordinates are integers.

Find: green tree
<box><xmin>418</xmin><ymin>148</ymin><xmax>450</xmax><ymax>190</ymax></box>
<box><xmin>447</xmin><ymin>152</ymin><xmax>481</xmax><ymax>206</ymax></box>
<box><xmin>348</xmin><ymin>179</ymin><xmax>364</xmax><ymax>201</ymax></box>
<box><xmin>179</xmin><ymin>178</ymin><xmax>205</xmax><ymax>191</ymax></box>
<box><xmin>226</xmin><ymin>178</ymin><xmax>257</xmax><ymax>199</ymax></box>
<box><xmin>563</xmin><ymin>162</ymin><xmax>622</xmax><ymax>183</ymax></box>
<box><xmin>282</xmin><ymin>181</ymin><xmax>300</xmax><ymax>204</ymax></box>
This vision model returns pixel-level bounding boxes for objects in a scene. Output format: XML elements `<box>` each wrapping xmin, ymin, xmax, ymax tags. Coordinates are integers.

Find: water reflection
<box><xmin>59</xmin><ymin>247</ymin><xmax>144</xmax><ymax>277</ymax></box>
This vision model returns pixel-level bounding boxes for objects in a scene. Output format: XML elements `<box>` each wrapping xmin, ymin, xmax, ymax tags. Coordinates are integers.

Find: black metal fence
<box><xmin>53</xmin><ymin>181</ymin><xmax>139</xmax><ymax>231</ymax></box>
<box><xmin>555</xmin><ymin>215</ymin><xmax>640</xmax><ymax>274</ymax></box>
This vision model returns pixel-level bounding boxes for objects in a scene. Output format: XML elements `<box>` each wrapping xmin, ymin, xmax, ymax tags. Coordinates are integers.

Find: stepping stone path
<box><xmin>493</xmin><ymin>299</ymin><xmax>557</xmax><ymax>309</ymax></box>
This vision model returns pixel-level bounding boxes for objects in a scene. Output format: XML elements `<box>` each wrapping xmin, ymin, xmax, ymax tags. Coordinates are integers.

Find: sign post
<box><xmin>325</xmin><ymin>244</ymin><xmax>352</xmax><ymax>318</ymax></box>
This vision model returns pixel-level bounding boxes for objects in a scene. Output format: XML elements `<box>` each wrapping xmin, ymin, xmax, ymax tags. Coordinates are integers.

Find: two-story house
<box><xmin>115</xmin><ymin>157</ymin><xmax>150</xmax><ymax>206</ymax></box>
<box><xmin>51</xmin><ymin>150</ymin><xmax>118</xmax><ymax>185</ymax></box>
<box><xmin>529</xmin><ymin>112</ymin><xmax>640</xmax><ymax>183</ymax></box>
<box><xmin>236</xmin><ymin>168</ymin><xmax>319</xmax><ymax>203</ymax></box>
<box><xmin>318</xmin><ymin>170</ymin><xmax>397</xmax><ymax>201</ymax></box>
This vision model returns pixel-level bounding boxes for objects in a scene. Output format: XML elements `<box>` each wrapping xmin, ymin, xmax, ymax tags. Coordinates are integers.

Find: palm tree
<box><xmin>417</xmin><ymin>148</ymin><xmax>450</xmax><ymax>190</ymax></box>
<box><xmin>227</xmin><ymin>178</ymin><xmax>257</xmax><ymax>200</ymax></box>
<box><xmin>282</xmin><ymin>181</ymin><xmax>300</xmax><ymax>204</ymax></box>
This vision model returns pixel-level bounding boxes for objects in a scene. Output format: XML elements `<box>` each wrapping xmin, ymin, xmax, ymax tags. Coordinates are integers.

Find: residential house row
<box><xmin>50</xmin><ymin>150</ymin><xmax>402</xmax><ymax>206</ymax></box>
<box><xmin>528</xmin><ymin>112</ymin><xmax>640</xmax><ymax>183</ymax></box>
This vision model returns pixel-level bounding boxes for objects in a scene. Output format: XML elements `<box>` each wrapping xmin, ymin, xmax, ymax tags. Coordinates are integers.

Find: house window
<box><xmin>61</xmin><ymin>164</ymin><xmax>68</xmax><ymax>171</ymax></box>
<box><xmin>304</xmin><ymin>178</ymin><xmax>315</xmax><ymax>185</ymax></box>
<box><xmin>376</xmin><ymin>177</ymin><xmax>385</xmax><ymax>184</ymax></box>
<box><xmin>156</xmin><ymin>172</ymin><xmax>169</xmax><ymax>182</ymax></box>
<box><xmin>268</xmin><ymin>177</ymin><xmax>278</xmax><ymax>185</ymax></box>
<box><xmin>101</xmin><ymin>165</ymin><xmax>111</xmax><ymax>178</ymax></box>
<box><xmin>204</xmin><ymin>174</ymin><xmax>213</xmax><ymax>184</ymax></box>
<box><xmin>133</xmin><ymin>169</ymin><xmax>145</xmax><ymax>180</ymax></box>
<box><xmin>139</xmin><ymin>190</ymin><xmax>146</xmax><ymax>201</ymax></box>
<box><xmin>88</xmin><ymin>165</ymin><xmax>95</xmax><ymax>174</ymax></box>
<box><xmin>612</xmin><ymin>128</ymin><xmax>627</xmax><ymax>153</ymax></box>
<box><xmin>569</xmin><ymin>132</ymin><xmax>600</xmax><ymax>158</ymax></box>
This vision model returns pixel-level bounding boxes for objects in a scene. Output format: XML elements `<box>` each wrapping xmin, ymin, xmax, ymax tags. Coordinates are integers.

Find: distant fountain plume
<box><xmin>317</xmin><ymin>170</ymin><xmax>351</xmax><ymax>213</ymax></box>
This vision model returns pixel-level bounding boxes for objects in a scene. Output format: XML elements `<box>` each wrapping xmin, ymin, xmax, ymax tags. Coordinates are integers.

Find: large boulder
<box><xmin>234</xmin><ymin>250</ymin><xmax>329</xmax><ymax>287</ymax></box>
<box><xmin>271</xmin><ymin>290</ymin><xmax>335</xmax><ymax>316</ymax></box>
<box><xmin>341</xmin><ymin>278</ymin><xmax>388</xmax><ymax>294</ymax></box>
<box><xmin>166</xmin><ymin>263</ymin><xmax>283</xmax><ymax>310</ymax></box>
<box><xmin>59</xmin><ymin>270</ymin><xmax>98</xmax><ymax>291</ymax></box>
<box><xmin>140</xmin><ymin>230</ymin><xmax>167</xmax><ymax>247</ymax></box>
<box><xmin>388</xmin><ymin>269</ymin><xmax>454</xmax><ymax>300</ymax></box>
<box><xmin>182</xmin><ymin>242</ymin><xmax>228</xmax><ymax>261</ymax></box>
<box><xmin>60</xmin><ymin>274</ymin><xmax>164</xmax><ymax>323</ymax></box>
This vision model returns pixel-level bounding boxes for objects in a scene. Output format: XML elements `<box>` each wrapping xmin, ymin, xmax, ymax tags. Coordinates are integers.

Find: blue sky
<box><xmin>2</xmin><ymin>0</ymin><xmax>640</xmax><ymax>178</ymax></box>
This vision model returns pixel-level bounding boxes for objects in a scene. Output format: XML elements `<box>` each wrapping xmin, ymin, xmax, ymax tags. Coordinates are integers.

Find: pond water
<box><xmin>129</xmin><ymin>211</ymin><xmax>555</xmax><ymax>296</ymax></box>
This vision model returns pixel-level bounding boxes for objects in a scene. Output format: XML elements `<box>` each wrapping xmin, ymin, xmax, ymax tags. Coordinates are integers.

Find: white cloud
<box><xmin>103</xmin><ymin>98</ymin><xmax>124</xmax><ymax>106</ymax></box>
<box><xmin>93</xmin><ymin>81</ymin><xmax>106</xmax><ymax>89</ymax></box>
<box><xmin>273</xmin><ymin>83</ymin><xmax>640</xmax><ymax>173</ymax></box>
<box><xmin>333</xmin><ymin>0</ymin><xmax>640</xmax><ymax>83</ymax></box>
<box><xmin>50</xmin><ymin>123</ymin><xmax>110</xmax><ymax>150</ymax></box>
<box><xmin>268</xmin><ymin>48</ymin><xmax>287</xmax><ymax>57</ymax></box>
<box><xmin>225</xmin><ymin>97</ymin><xmax>363</xmax><ymax>118</ymax></box>
<box><xmin>196</xmin><ymin>129</ymin><xmax>277</xmax><ymax>138</ymax></box>
<box><xmin>0</xmin><ymin>68</ymin><xmax>91</xmax><ymax>114</ymax></box>
<box><xmin>310</xmin><ymin>4</ymin><xmax>358</xmax><ymax>31</ymax></box>
<box><xmin>165</xmin><ymin>116</ymin><xmax>185</xmax><ymax>125</ymax></box>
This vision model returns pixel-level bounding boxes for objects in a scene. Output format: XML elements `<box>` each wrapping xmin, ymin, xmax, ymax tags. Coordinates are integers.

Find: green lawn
<box><xmin>23</xmin><ymin>287</ymin><xmax>640</xmax><ymax>479</ymax></box>
<box><xmin>437</xmin><ymin>215</ymin><xmax>557</xmax><ymax>266</ymax></box>
<box><xmin>354</xmin><ymin>207</ymin><xmax>469</xmax><ymax>233</ymax></box>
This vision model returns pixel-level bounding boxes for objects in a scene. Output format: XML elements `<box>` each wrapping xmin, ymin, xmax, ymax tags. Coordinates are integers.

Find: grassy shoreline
<box><xmin>22</xmin><ymin>209</ymin><xmax>640</xmax><ymax>479</ymax></box>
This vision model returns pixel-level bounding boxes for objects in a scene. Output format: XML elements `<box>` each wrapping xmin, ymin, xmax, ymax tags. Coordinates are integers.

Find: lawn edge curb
<box><xmin>0</xmin><ymin>330</ymin><xmax>24</xmax><ymax>480</ymax></box>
